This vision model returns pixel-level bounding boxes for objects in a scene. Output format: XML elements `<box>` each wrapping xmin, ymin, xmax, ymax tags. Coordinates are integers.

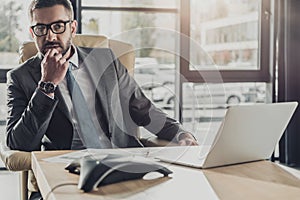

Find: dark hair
<box><xmin>29</xmin><ymin>0</ymin><xmax>74</xmax><ymax>21</ymax></box>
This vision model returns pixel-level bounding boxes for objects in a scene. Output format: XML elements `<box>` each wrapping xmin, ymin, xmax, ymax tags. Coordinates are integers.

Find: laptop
<box><xmin>154</xmin><ymin>102</ymin><xmax>298</xmax><ymax>169</ymax></box>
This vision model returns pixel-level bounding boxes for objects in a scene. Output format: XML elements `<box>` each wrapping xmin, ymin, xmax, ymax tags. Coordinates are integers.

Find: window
<box><xmin>0</xmin><ymin>0</ymin><xmax>31</xmax><ymax>144</ymax></box>
<box><xmin>180</xmin><ymin>0</ymin><xmax>271</xmax><ymax>82</ymax></box>
<box><xmin>177</xmin><ymin>0</ymin><xmax>271</xmax><ymax>140</ymax></box>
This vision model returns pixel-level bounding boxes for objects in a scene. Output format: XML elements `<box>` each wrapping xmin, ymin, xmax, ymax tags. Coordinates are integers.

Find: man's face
<box><xmin>30</xmin><ymin>5</ymin><xmax>77</xmax><ymax>57</ymax></box>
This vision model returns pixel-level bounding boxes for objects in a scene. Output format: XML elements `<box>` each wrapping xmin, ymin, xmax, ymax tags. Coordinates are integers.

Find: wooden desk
<box><xmin>32</xmin><ymin>151</ymin><xmax>300</xmax><ymax>200</ymax></box>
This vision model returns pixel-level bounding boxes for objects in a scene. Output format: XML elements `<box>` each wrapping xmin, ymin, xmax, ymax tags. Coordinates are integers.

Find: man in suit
<box><xmin>6</xmin><ymin>0</ymin><xmax>197</xmax><ymax>152</ymax></box>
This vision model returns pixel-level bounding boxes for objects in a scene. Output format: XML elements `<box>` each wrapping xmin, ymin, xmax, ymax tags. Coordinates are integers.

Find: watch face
<box><xmin>45</xmin><ymin>82</ymin><xmax>55</xmax><ymax>92</ymax></box>
<box><xmin>39</xmin><ymin>81</ymin><xmax>56</xmax><ymax>93</ymax></box>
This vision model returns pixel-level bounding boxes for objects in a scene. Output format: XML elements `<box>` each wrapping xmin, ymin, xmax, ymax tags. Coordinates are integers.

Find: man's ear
<box><xmin>71</xmin><ymin>20</ymin><xmax>77</xmax><ymax>37</ymax></box>
<box><xmin>29</xmin><ymin>28</ymin><xmax>35</xmax><ymax>39</ymax></box>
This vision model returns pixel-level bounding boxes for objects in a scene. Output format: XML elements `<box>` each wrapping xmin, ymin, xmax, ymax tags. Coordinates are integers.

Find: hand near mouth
<box><xmin>43</xmin><ymin>42</ymin><xmax>62</xmax><ymax>53</ymax></box>
<box><xmin>40</xmin><ymin>48</ymin><xmax>70</xmax><ymax>87</ymax></box>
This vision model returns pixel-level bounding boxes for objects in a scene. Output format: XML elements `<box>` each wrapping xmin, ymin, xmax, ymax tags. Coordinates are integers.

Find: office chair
<box><xmin>0</xmin><ymin>34</ymin><xmax>173</xmax><ymax>200</ymax></box>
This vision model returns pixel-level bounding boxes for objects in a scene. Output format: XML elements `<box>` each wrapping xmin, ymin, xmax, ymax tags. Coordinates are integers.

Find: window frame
<box><xmin>179</xmin><ymin>0</ymin><xmax>271</xmax><ymax>84</ymax></box>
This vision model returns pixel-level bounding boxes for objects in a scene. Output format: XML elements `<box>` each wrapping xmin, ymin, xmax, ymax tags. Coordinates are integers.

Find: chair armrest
<box><xmin>140</xmin><ymin>137</ymin><xmax>178</xmax><ymax>147</ymax></box>
<box><xmin>0</xmin><ymin>145</ymin><xmax>31</xmax><ymax>171</ymax></box>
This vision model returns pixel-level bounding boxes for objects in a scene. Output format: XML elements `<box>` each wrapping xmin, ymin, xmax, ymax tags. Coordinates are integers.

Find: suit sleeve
<box><xmin>6</xmin><ymin>70</ymin><xmax>58</xmax><ymax>151</ymax></box>
<box><xmin>109</xmin><ymin>50</ymin><xmax>187</xmax><ymax>142</ymax></box>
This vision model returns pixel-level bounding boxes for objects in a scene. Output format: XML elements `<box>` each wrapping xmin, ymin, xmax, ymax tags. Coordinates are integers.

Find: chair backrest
<box><xmin>19</xmin><ymin>34</ymin><xmax>135</xmax><ymax>75</ymax></box>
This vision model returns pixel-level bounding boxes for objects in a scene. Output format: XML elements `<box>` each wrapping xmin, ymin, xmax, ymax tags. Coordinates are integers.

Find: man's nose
<box><xmin>45</xmin><ymin>28</ymin><xmax>57</xmax><ymax>41</ymax></box>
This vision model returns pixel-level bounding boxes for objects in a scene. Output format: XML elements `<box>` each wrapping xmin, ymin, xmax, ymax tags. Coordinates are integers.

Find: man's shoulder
<box><xmin>8</xmin><ymin>56</ymin><xmax>40</xmax><ymax>76</ymax></box>
<box><xmin>76</xmin><ymin>46</ymin><xmax>114</xmax><ymax>57</ymax></box>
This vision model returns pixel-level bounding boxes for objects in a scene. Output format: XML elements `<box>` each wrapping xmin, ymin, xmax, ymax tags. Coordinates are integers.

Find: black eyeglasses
<box><xmin>31</xmin><ymin>20</ymin><xmax>72</xmax><ymax>37</ymax></box>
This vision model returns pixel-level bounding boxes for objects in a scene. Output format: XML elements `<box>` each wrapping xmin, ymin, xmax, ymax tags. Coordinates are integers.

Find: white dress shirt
<box><xmin>59</xmin><ymin>46</ymin><xmax>112</xmax><ymax>149</ymax></box>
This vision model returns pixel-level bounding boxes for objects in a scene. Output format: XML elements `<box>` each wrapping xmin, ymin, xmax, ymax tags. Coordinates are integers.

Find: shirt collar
<box><xmin>69</xmin><ymin>45</ymin><xmax>79</xmax><ymax>69</ymax></box>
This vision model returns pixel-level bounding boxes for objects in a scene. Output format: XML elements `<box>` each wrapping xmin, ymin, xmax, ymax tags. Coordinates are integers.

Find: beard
<box><xmin>62</xmin><ymin>38</ymin><xmax>72</xmax><ymax>56</ymax></box>
<box><xmin>41</xmin><ymin>37</ymin><xmax>72</xmax><ymax>56</ymax></box>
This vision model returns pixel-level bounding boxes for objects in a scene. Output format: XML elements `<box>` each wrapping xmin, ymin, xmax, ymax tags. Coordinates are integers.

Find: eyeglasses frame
<box><xmin>31</xmin><ymin>20</ymin><xmax>73</xmax><ymax>37</ymax></box>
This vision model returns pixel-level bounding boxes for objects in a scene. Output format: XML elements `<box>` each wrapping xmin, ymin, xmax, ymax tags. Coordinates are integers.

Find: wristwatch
<box><xmin>38</xmin><ymin>81</ymin><xmax>57</xmax><ymax>94</ymax></box>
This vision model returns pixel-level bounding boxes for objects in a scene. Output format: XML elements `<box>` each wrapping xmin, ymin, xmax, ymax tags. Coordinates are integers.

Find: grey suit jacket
<box><xmin>6</xmin><ymin>47</ymin><xmax>185</xmax><ymax>151</ymax></box>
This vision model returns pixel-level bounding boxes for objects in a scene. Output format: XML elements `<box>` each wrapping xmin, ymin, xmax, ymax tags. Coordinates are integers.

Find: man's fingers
<box><xmin>48</xmin><ymin>48</ymin><xmax>59</xmax><ymax>57</ymax></box>
<box><xmin>42</xmin><ymin>50</ymin><xmax>50</xmax><ymax>63</ymax></box>
<box><xmin>43</xmin><ymin>49</ymin><xmax>68</xmax><ymax>66</ymax></box>
<box><xmin>60</xmin><ymin>53</ymin><xmax>69</xmax><ymax>65</ymax></box>
<box><xmin>56</xmin><ymin>53</ymin><xmax>62</xmax><ymax>59</ymax></box>
<box><xmin>62</xmin><ymin>51</ymin><xmax>70</xmax><ymax>60</ymax></box>
<box><xmin>44</xmin><ymin>49</ymin><xmax>50</xmax><ymax>57</ymax></box>
<box><xmin>58</xmin><ymin>57</ymin><xmax>68</xmax><ymax>66</ymax></box>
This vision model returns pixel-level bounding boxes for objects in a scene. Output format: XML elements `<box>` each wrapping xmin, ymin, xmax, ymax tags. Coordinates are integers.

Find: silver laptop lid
<box><xmin>202</xmin><ymin>102</ymin><xmax>298</xmax><ymax>168</ymax></box>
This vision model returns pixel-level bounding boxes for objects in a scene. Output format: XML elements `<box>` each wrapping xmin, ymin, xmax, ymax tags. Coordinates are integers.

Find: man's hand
<box><xmin>178</xmin><ymin>133</ymin><xmax>198</xmax><ymax>146</ymax></box>
<box><xmin>40</xmin><ymin>48</ymin><xmax>69</xmax><ymax>86</ymax></box>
